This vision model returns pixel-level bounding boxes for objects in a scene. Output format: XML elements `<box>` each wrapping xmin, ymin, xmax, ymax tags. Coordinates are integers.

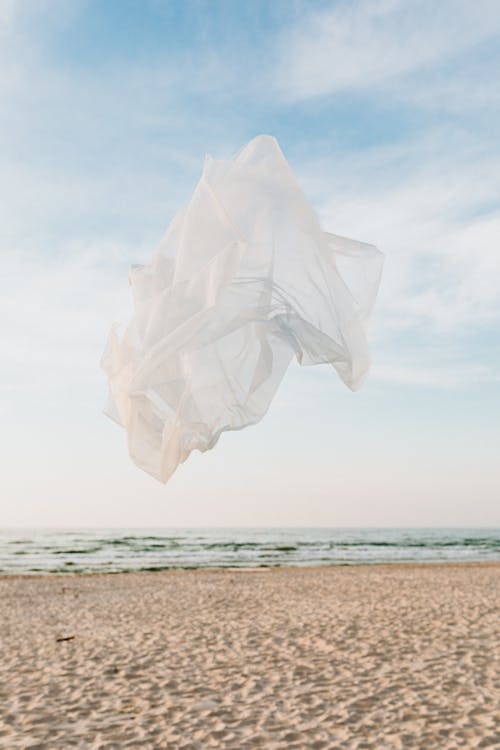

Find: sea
<box><xmin>0</xmin><ymin>528</ymin><xmax>498</xmax><ymax>574</ymax></box>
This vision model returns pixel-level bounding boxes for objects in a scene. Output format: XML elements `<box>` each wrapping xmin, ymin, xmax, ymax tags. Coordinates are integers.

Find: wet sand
<box><xmin>0</xmin><ymin>563</ymin><xmax>499</xmax><ymax>749</ymax></box>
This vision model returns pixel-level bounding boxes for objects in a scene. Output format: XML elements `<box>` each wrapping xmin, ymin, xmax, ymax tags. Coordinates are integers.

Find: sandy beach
<box><xmin>0</xmin><ymin>563</ymin><xmax>499</xmax><ymax>750</ymax></box>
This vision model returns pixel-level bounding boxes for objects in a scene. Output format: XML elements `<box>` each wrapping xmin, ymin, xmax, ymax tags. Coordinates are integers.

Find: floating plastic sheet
<box><xmin>101</xmin><ymin>136</ymin><xmax>384</xmax><ymax>482</ymax></box>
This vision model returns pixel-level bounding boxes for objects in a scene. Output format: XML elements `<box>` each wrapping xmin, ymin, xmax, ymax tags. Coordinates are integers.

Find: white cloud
<box><xmin>275</xmin><ymin>0</ymin><xmax>500</xmax><ymax>102</ymax></box>
<box><xmin>2</xmin><ymin>0</ymin><xmax>498</xmax><ymax>403</ymax></box>
<box><xmin>287</xmin><ymin>125</ymin><xmax>500</xmax><ymax>387</ymax></box>
<box><xmin>0</xmin><ymin>0</ymin><xmax>16</xmax><ymax>30</ymax></box>
<box><xmin>0</xmin><ymin>244</ymin><xmax>132</xmax><ymax>402</ymax></box>
<box><xmin>303</xmin><ymin>130</ymin><xmax>500</xmax><ymax>332</ymax></box>
<box><xmin>371</xmin><ymin>360</ymin><xmax>499</xmax><ymax>388</ymax></box>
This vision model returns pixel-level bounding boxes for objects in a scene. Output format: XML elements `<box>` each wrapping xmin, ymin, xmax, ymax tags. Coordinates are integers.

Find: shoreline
<box><xmin>1</xmin><ymin>558</ymin><xmax>499</xmax><ymax>580</ymax></box>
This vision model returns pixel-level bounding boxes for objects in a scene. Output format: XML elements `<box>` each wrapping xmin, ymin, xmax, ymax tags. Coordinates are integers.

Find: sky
<box><xmin>1</xmin><ymin>0</ymin><xmax>499</xmax><ymax>527</ymax></box>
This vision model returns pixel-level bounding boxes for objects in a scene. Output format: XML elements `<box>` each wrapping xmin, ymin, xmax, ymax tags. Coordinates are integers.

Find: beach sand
<box><xmin>0</xmin><ymin>563</ymin><xmax>499</xmax><ymax>749</ymax></box>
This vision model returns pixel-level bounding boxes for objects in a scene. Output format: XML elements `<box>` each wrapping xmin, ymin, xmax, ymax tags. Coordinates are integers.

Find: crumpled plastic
<box><xmin>101</xmin><ymin>135</ymin><xmax>384</xmax><ymax>483</ymax></box>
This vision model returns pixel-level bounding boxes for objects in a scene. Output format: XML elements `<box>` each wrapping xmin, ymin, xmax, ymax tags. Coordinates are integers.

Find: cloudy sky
<box><xmin>1</xmin><ymin>0</ymin><xmax>499</xmax><ymax>527</ymax></box>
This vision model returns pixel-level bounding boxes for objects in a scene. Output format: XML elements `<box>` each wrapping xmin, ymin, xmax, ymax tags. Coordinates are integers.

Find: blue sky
<box><xmin>1</xmin><ymin>0</ymin><xmax>499</xmax><ymax>526</ymax></box>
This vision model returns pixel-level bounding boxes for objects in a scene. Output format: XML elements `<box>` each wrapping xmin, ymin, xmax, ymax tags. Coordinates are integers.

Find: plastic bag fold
<box><xmin>101</xmin><ymin>135</ymin><xmax>383</xmax><ymax>482</ymax></box>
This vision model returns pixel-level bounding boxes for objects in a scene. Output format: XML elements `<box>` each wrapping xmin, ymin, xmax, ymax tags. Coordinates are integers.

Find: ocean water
<box><xmin>0</xmin><ymin>528</ymin><xmax>498</xmax><ymax>574</ymax></box>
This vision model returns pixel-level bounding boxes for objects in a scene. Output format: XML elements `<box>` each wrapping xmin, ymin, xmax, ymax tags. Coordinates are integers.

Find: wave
<box><xmin>1</xmin><ymin>528</ymin><xmax>498</xmax><ymax>574</ymax></box>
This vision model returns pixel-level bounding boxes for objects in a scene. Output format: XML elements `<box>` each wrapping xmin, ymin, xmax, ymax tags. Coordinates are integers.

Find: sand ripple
<box><xmin>0</xmin><ymin>563</ymin><xmax>499</xmax><ymax>749</ymax></box>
